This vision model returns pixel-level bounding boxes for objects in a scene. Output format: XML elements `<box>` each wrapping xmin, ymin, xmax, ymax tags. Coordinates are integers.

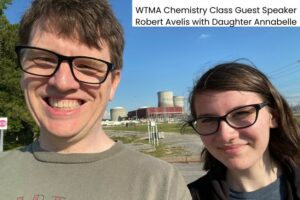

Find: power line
<box><xmin>268</xmin><ymin>62</ymin><xmax>300</xmax><ymax>79</ymax></box>
<box><xmin>267</xmin><ymin>60</ymin><xmax>300</xmax><ymax>76</ymax></box>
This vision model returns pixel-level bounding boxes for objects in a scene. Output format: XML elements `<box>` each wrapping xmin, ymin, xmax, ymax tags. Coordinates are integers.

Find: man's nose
<box><xmin>47</xmin><ymin>62</ymin><xmax>80</xmax><ymax>91</ymax></box>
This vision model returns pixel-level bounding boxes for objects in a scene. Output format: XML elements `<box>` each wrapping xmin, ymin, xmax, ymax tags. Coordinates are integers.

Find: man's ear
<box><xmin>109</xmin><ymin>70</ymin><xmax>121</xmax><ymax>101</ymax></box>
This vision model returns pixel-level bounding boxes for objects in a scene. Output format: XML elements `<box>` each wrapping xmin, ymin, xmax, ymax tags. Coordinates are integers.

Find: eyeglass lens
<box><xmin>18</xmin><ymin>47</ymin><xmax>110</xmax><ymax>84</ymax></box>
<box><xmin>193</xmin><ymin>104</ymin><xmax>259</xmax><ymax>135</ymax></box>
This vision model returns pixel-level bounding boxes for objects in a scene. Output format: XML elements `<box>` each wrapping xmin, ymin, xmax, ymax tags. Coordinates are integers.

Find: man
<box><xmin>0</xmin><ymin>0</ymin><xmax>192</xmax><ymax>199</ymax></box>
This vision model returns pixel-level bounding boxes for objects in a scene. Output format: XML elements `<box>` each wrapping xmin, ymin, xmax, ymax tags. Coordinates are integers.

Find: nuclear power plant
<box><xmin>113</xmin><ymin>90</ymin><xmax>186</xmax><ymax>122</ymax></box>
<box><xmin>109</xmin><ymin>90</ymin><xmax>186</xmax><ymax>122</ymax></box>
<box><xmin>110</xmin><ymin>90</ymin><xmax>185</xmax><ymax>122</ymax></box>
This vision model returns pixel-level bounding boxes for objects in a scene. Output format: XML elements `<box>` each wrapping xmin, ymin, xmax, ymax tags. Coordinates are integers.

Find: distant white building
<box><xmin>110</xmin><ymin>107</ymin><xmax>127</xmax><ymax>121</ymax></box>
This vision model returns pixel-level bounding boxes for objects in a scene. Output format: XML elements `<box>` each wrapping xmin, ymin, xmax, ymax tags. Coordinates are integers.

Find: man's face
<box><xmin>21</xmin><ymin>26</ymin><xmax>120</xmax><ymax>145</ymax></box>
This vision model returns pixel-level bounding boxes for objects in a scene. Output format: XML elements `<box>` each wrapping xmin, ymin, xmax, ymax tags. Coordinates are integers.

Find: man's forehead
<box><xmin>29</xmin><ymin>23</ymin><xmax>106</xmax><ymax>49</ymax></box>
<box><xmin>29</xmin><ymin>20</ymin><xmax>78</xmax><ymax>43</ymax></box>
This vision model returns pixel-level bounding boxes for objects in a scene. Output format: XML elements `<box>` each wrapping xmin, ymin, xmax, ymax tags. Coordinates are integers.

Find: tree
<box><xmin>0</xmin><ymin>0</ymin><xmax>37</xmax><ymax>149</ymax></box>
<box><xmin>0</xmin><ymin>0</ymin><xmax>11</xmax><ymax>15</ymax></box>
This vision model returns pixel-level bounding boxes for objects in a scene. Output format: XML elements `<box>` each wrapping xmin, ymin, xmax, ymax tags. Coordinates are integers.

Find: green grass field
<box><xmin>103</xmin><ymin>122</ymin><xmax>195</xmax><ymax>134</ymax></box>
<box><xmin>109</xmin><ymin>134</ymin><xmax>186</xmax><ymax>158</ymax></box>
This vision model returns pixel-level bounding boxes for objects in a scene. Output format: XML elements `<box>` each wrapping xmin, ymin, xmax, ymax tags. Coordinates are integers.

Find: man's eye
<box><xmin>76</xmin><ymin>64</ymin><xmax>97</xmax><ymax>70</ymax></box>
<box><xmin>33</xmin><ymin>57</ymin><xmax>56</xmax><ymax>64</ymax></box>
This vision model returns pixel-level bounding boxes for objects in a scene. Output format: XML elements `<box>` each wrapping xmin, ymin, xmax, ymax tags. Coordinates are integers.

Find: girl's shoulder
<box><xmin>188</xmin><ymin>168</ymin><xmax>228</xmax><ymax>200</ymax></box>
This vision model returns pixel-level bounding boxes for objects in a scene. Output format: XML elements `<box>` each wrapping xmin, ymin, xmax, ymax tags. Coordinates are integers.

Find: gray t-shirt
<box><xmin>0</xmin><ymin>140</ymin><xmax>191</xmax><ymax>200</ymax></box>
<box><xmin>229</xmin><ymin>176</ymin><xmax>286</xmax><ymax>200</ymax></box>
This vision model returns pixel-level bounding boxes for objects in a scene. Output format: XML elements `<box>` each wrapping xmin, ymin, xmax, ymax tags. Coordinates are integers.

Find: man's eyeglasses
<box><xmin>189</xmin><ymin>102</ymin><xmax>269</xmax><ymax>136</ymax></box>
<box><xmin>15</xmin><ymin>46</ymin><xmax>114</xmax><ymax>84</ymax></box>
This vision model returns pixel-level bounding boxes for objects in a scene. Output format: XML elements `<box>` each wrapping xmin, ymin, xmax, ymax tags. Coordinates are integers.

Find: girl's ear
<box><xmin>269</xmin><ymin>111</ymin><xmax>278</xmax><ymax>128</ymax></box>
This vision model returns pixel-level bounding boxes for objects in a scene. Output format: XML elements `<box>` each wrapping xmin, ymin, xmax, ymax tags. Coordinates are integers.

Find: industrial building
<box><xmin>127</xmin><ymin>91</ymin><xmax>186</xmax><ymax>122</ymax></box>
<box><xmin>128</xmin><ymin>106</ymin><xmax>184</xmax><ymax>121</ymax></box>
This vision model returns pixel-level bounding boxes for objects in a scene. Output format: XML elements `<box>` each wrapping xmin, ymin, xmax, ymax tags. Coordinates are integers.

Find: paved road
<box><xmin>158</xmin><ymin>132</ymin><xmax>206</xmax><ymax>183</ymax></box>
<box><xmin>172</xmin><ymin>162</ymin><xmax>206</xmax><ymax>184</ymax></box>
<box><xmin>161</xmin><ymin>132</ymin><xmax>202</xmax><ymax>156</ymax></box>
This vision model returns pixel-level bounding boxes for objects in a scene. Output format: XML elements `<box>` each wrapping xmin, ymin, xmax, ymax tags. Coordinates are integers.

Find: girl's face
<box><xmin>194</xmin><ymin>90</ymin><xmax>277</xmax><ymax>171</ymax></box>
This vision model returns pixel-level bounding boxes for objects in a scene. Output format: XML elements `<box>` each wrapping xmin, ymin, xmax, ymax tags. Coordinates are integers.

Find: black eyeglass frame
<box><xmin>189</xmin><ymin>102</ymin><xmax>269</xmax><ymax>136</ymax></box>
<box><xmin>15</xmin><ymin>45</ymin><xmax>115</xmax><ymax>84</ymax></box>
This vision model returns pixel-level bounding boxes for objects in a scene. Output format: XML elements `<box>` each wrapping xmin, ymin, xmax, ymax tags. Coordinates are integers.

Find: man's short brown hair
<box><xmin>19</xmin><ymin>0</ymin><xmax>124</xmax><ymax>70</ymax></box>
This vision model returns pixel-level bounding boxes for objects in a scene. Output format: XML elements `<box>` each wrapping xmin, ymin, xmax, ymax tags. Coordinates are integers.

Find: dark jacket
<box><xmin>188</xmin><ymin>165</ymin><xmax>300</xmax><ymax>200</ymax></box>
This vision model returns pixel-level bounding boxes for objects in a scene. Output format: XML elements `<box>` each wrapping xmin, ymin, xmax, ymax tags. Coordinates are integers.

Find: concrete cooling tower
<box><xmin>110</xmin><ymin>107</ymin><xmax>127</xmax><ymax>121</ymax></box>
<box><xmin>173</xmin><ymin>96</ymin><xmax>185</xmax><ymax>108</ymax></box>
<box><xmin>157</xmin><ymin>91</ymin><xmax>174</xmax><ymax>107</ymax></box>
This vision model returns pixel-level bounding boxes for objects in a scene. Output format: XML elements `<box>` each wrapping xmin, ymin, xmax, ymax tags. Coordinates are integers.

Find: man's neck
<box><xmin>38</xmin><ymin>130</ymin><xmax>115</xmax><ymax>154</ymax></box>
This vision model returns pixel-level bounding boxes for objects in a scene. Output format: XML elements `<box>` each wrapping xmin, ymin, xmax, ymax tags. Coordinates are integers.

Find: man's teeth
<box><xmin>49</xmin><ymin>98</ymin><xmax>81</xmax><ymax>109</ymax></box>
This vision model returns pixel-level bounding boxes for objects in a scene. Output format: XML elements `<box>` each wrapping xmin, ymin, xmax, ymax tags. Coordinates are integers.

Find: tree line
<box><xmin>0</xmin><ymin>0</ymin><xmax>37</xmax><ymax>150</ymax></box>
